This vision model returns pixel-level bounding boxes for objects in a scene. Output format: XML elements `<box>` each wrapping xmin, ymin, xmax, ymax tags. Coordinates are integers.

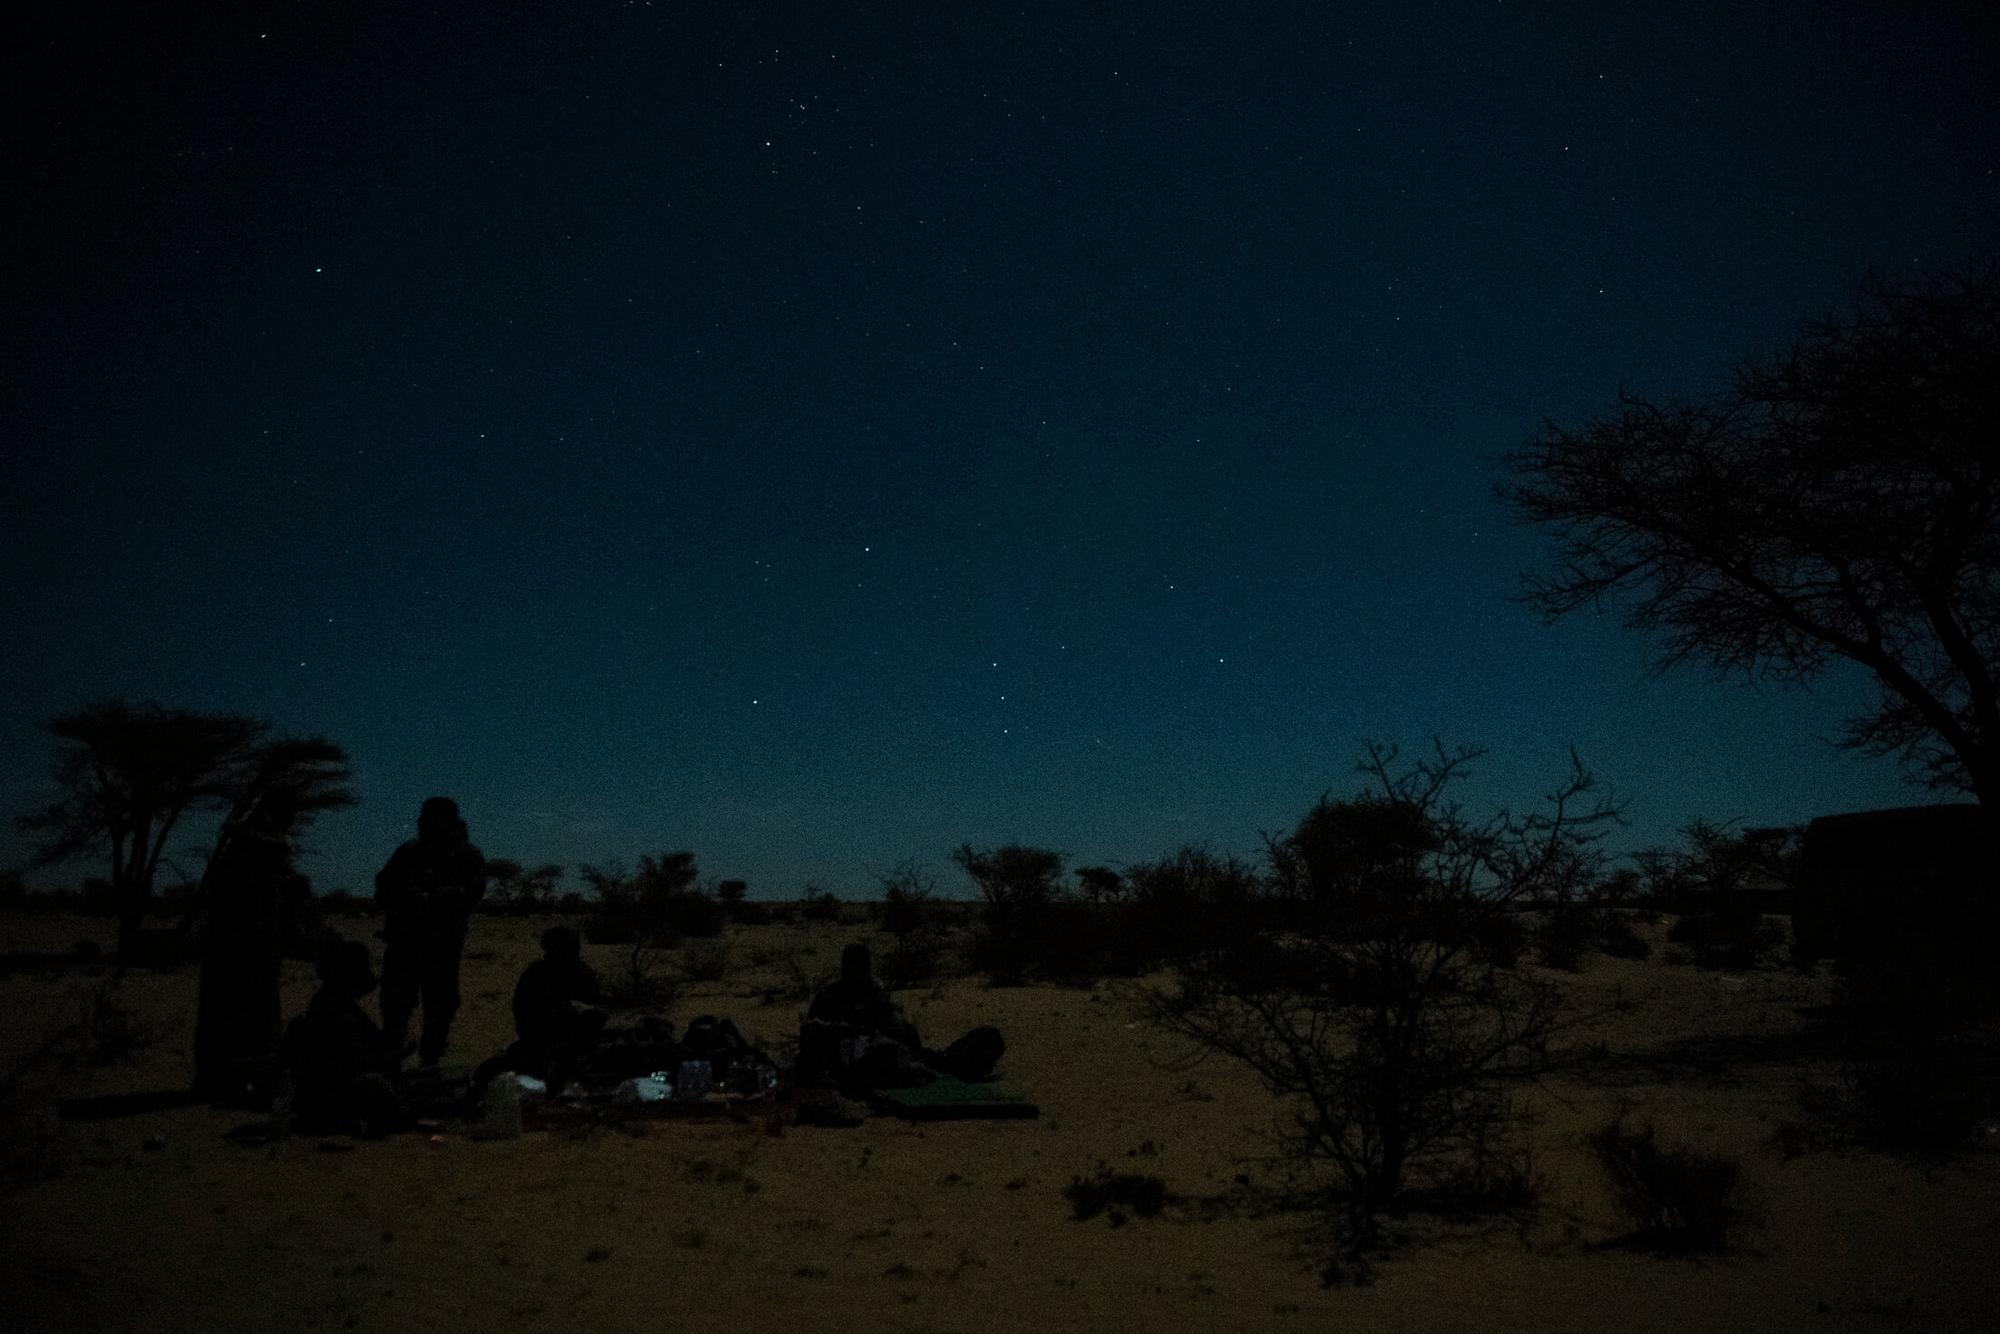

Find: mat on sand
<box><xmin>871</xmin><ymin>1076</ymin><xmax>1039</xmax><ymax>1121</ymax></box>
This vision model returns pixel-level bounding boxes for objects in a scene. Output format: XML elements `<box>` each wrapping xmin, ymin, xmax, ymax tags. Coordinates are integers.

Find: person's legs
<box><xmin>416</xmin><ymin>930</ymin><xmax>466</xmax><ymax>1066</ymax></box>
<box><xmin>378</xmin><ymin>942</ymin><xmax>420</xmax><ymax>1057</ymax></box>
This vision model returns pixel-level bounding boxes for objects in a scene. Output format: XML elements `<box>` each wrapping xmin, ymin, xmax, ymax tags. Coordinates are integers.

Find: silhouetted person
<box><xmin>281</xmin><ymin>940</ymin><xmax>405</xmax><ymax>1136</ymax></box>
<box><xmin>476</xmin><ymin>926</ymin><xmax>607</xmax><ymax>1090</ymax></box>
<box><xmin>800</xmin><ymin>943</ymin><xmax>907</xmax><ymax>1088</ymax></box>
<box><xmin>374</xmin><ymin>796</ymin><xmax>486</xmax><ymax>1068</ymax></box>
<box><xmin>193</xmin><ymin>787</ymin><xmax>301</xmax><ymax>1101</ymax></box>
<box><xmin>807</xmin><ymin>943</ymin><xmax>912</xmax><ymax>1038</ymax></box>
<box><xmin>800</xmin><ymin>943</ymin><xmax>1001</xmax><ymax>1089</ymax></box>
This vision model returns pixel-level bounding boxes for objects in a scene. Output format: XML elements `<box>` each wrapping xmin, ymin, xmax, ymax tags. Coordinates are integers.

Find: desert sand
<box><xmin>3</xmin><ymin>909</ymin><xmax>1996</xmax><ymax>1333</ymax></box>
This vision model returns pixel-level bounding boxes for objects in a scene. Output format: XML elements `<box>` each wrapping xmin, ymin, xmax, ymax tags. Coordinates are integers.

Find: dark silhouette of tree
<box><xmin>1266</xmin><ymin>793</ymin><xmax>1440</xmax><ymax>926</ymax></box>
<box><xmin>954</xmin><ymin>843</ymin><xmax>1064</xmax><ymax>980</ymax></box>
<box><xmin>1149</xmin><ymin>742</ymin><xmax>1621</xmax><ymax>1266</ymax></box>
<box><xmin>180</xmin><ymin>737</ymin><xmax>356</xmax><ymax>938</ymax></box>
<box><xmin>579</xmin><ymin>850</ymin><xmax>702</xmax><ymax>996</ymax></box>
<box><xmin>954</xmin><ymin>843</ymin><xmax>1064</xmax><ymax>905</ymax></box>
<box><xmin>1075</xmin><ymin>865</ymin><xmax>1124</xmax><ymax>904</ymax></box>
<box><xmin>1499</xmin><ymin>268</ymin><xmax>2000</xmax><ymax>805</ymax></box>
<box><xmin>485</xmin><ymin>859</ymin><xmax>565</xmax><ymax>915</ymax></box>
<box><xmin>17</xmin><ymin>700</ymin><xmax>269</xmax><ymax>957</ymax></box>
<box><xmin>877</xmin><ymin>860</ymin><xmax>935</xmax><ymax>937</ymax></box>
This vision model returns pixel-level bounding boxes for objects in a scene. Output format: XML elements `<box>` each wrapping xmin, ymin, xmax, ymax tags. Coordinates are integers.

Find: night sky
<box><xmin>5</xmin><ymin>2</ymin><xmax>1995</xmax><ymax>899</ymax></box>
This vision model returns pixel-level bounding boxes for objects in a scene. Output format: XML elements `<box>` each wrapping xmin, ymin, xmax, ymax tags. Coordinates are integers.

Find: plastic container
<box><xmin>615</xmin><ymin>1075</ymin><xmax>673</xmax><ymax>1103</ymax></box>
<box><xmin>675</xmin><ymin>1059</ymin><xmax>713</xmax><ymax>1100</ymax></box>
<box><xmin>269</xmin><ymin>1069</ymin><xmax>296</xmax><ymax>1137</ymax></box>
<box><xmin>470</xmin><ymin>1074</ymin><xmax>523</xmax><ymax>1139</ymax></box>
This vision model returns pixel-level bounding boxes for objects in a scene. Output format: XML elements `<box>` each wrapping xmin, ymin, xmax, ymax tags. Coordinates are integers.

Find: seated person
<box><xmin>808</xmin><ymin>943</ymin><xmax>918</xmax><ymax>1041</ymax></box>
<box><xmin>476</xmin><ymin>926</ymin><xmax>607</xmax><ymax>1091</ymax></box>
<box><xmin>800</xmin><ymin>943</ymin><xmax>1003</xmax><ymax>1090</ymax></box>
<box><xmin>281</xmin><ymin>940</ymin><xmax>406</xmax><ymax>1136</ymax></box>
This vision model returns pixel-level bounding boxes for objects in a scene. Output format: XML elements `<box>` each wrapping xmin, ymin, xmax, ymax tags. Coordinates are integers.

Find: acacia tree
<box><xmin>17</xmin><ymin>701</ymin><xmax>269</xmax><ymax>956</ymax></box>
<box><xmin>484</xmin><ymin>859</ymin><xmax>566</xmax><ymax>915</ymax></box>
<box><xmin>1499</xmin><ymin>268</ymin><xmax>2000</xmax><ymax>805</ymax></box>
<box><xmin>182</xmin><ymin>737</ymin><xmax>356</xmax><ymax>935</ymax></box>
<box><xmin>579</xmin><ymin>850</ymin><xmax>702</xmax><ymax>996</ymax></box>
<box><xmin>1149</xmin><ymin>742</ymin><xmax>1620</xmax><ymax>1260</ymax></box>
<box><xmin>953</xmin><ymin>843</ymin><xmax>1065</xmax><ymax>980</ymax></box>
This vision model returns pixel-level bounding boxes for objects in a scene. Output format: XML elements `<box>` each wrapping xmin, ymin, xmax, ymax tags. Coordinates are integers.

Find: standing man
<box><xmin>192</xmin><ymin>786</ymin><xmax>301</xmax><ymax>1101</ymax></box>
<box><xmin>374</xmin><ymin>796</ymin><xmax>486</xmax><ymax>1069</ymax></box>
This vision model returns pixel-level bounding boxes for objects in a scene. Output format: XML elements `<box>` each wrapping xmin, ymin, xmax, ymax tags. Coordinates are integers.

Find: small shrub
<box><xmin>1036</xmin><ymin>901</ymin><xmax>1125</xmax><ymax>987</ymax></box>
<box><xmin>880</xmin><ymin>933</ymin><xmax>947</xmax><ymax>990</ymax></box>
<box><xmin>583</xmin><ymin>914</ymin><xmax>638</xmax><ymax>947</ymax></box>
<box><xmin>759</xmin><ymin>953</ymin><xmax>832</xmax><ymax>1007</ymax></box>
<box><xmin>1533</xmin><ymin>907</ymin><xmax>1594</xmax><ymax>971</ymax></box>
<box><xmin>800</xmin><ymin>888</ymin><xmax>843</xmax><ymax>923</ymax></box>
<box><xmin>1125</xmin><ymin>847</ymin><xmax>1261</xmax><ymax>968</ymax></box>
<box><xmin>956</xmin><ymin>844</ymin><xmax>1065</xmax><ymax>981</ymax></box>
<box><xmin>1846</xmin><ymin>1036</ymin><xmax>1981</xmax><ymax>1153</ymax></box>
<box><xmin>1589</xmin><ymin>1118</ymin><xmax>1743</xmax><ymax>1253</ymax></box>
<box><xmin>1666</xmin><ymin>911</ymin><xmax>1784</xmax><ymax>969</ymax></box>
<box><xmin>1599</xmin><ymin>914</ymin><xmax>1653</xmax><ymax>960</ymax></box>
<box><xmin>599</xmin><ymin>965</ymin><xmax>679</xmax><ymax>1011</ymax></box>
<box><xmin>1063</xmin><ymin>1167</ymin><xmax>1169</xmax><ymax>1223</ymax></box>
<box><xmin>1470</xmin><ymin>911</ymin><xmax>1528</xmax><ymax>968</ymax></box>
<box><xmin>81</xmin><ymin>978</ymin><xmax>163</xmax><ymax>1065</ymax></box>
<box><xmin>664</xmin><ymin>891</ymin><xmax>725</xmax><ymax>940</ymax></box>
<box><xmin>682</xmin><ymin>939</ymin><xmax>730</xmax><ymax>983</ymax></box>
<box><xmin>878</xmin><ymin>862</ymin><xmax>935</xmax><ymax>938</ymax></box>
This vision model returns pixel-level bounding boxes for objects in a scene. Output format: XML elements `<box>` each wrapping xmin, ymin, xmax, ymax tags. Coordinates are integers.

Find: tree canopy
<box><xmin>17</xmin><ymin>699</ymin><xmax>352</xmax><ymax>955</ymax></box>
<box><xmin>1500</xmin><ymin>267</ymin><xmax>2000</xmax><ymax>803</ymax></box>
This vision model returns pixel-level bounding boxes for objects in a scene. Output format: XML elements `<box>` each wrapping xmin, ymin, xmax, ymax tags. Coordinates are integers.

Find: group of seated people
<box><xmin>278</xmin><ymin>933</ymin><xmax>1001</xmax><ymax>1136</ymax></box>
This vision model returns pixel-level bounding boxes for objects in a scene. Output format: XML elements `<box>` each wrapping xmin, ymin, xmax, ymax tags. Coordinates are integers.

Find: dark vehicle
<box><xmin>1793</xmin><ymin>805</ymin><xmax>1995</xmax><ymax>965</ymax></box>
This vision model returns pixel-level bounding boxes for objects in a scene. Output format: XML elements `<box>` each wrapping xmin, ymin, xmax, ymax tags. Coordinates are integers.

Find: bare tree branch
<box><xmin>1499</xmin><ymin>266</ymin><xmax>2000</xmax><ymax>801</ymax></box>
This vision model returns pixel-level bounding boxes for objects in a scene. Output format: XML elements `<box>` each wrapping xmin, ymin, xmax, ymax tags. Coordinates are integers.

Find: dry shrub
<box><xmin>1063</xmin><ymin>1167</ymin><xmax>1169</xmax><ymax>1224</ymax></box>
<box><xmin>1665</xmin><ymin>911</ymin><xmax>1785</xmax><ymax>969</ymax></box>
<box><xmin>1844</xmin><ymin>1033</ymin><xmax>1982</xmax><ymax>1153</ymax></box>
<box><xmin>879</xmin><ymin>931</ymin><xmax>949</xmax><ymax>991</ymax></box>
<box><xmin>599</xmin><ymin>965</ymin><xmax>679</xmax><ymax>1012</ymax></box>
<box><xmin>1589</xmin><ymin>1117</ymin><xmax>1744</xmax><ymax>1253</ymax></box>
<box><xmin>799</xmin><ymin>888</ymin><xmax>843</xmax><ymax>923</ymax></box>
<box><xmin>757</xmin><ymin>952</ymin><xmax>832</xmax><ymax>1007</ymax></box>
<box><xmin>1470</xmin><ymin>911</ymin><xmax>1529</xmax><ymax>968</ymax></box>
<box><xmin>682</xmin><ymin>939</ymin><xmax>730</xmax><ymax>983</ymax></box>
<box><xmin>1598</xmin><ymin>912</ymin><xmax>1653</xmax><ymax>959</ymax></box>
<box><xmin>1533</xmin><ymin>906</ymin><xmax>1595</xmax><ymax>971</ymax></box>
<box><xmin>582</xmin><ymin>912</ymin><xmax>637</xmax><ymax>947</ymax></box>
<box><xmin>878</xmin><ymin>862</ymin><xmax>934</xmax><ymax>938</ymax></box>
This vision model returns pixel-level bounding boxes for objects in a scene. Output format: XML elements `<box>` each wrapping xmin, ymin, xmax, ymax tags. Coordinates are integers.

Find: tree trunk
<box><xmin>115</xmin><ymin>881</ymin><xmax>149</xmax><ymax>962</ymax></box>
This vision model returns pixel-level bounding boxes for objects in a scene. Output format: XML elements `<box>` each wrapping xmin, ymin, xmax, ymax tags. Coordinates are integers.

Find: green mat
<box><xmin>871</xmin><ymin>1076</ymin><xmax>1039</xmax><ymax>1121</ymax></box>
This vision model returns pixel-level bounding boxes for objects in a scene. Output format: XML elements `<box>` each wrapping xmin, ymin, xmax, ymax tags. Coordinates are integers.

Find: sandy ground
<box><xmin>3</xmin><ymin>910</ymin><xmax>1997</xmax><ymax>1333</ymax></box>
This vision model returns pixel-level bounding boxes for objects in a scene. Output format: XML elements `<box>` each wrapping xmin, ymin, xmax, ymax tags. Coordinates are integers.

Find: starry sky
<box><xmin>4</xmin><ymin>2</ymin><xmax>1996</xmax><ymax>899</ymax></box>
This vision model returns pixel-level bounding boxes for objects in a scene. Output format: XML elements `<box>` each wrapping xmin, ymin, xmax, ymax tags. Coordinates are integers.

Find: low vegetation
<box><xmin>1063</xmin><ymin>1167</ymin><xmax>1170</xmax><ymax>1224</ymax></box>
<box><xmin>1588</xmin><ymin>1117</ymin><xmax>1745</xmax><ymax>1254</ymax></box>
